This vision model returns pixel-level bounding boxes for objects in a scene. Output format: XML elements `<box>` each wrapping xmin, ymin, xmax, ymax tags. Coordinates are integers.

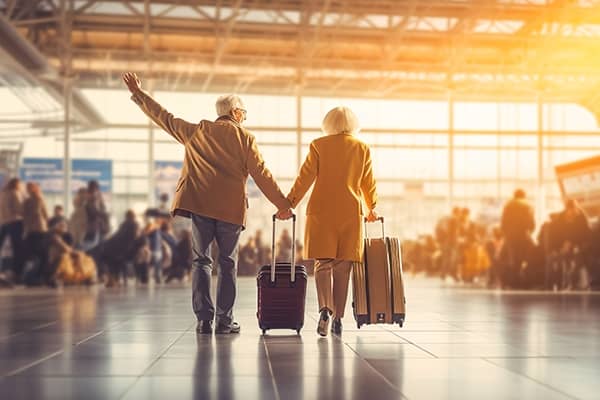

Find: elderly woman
<box><xmin>282</xmin><ymin>107</ymin><xmax>378</xmax><ymax>336</ymax></box>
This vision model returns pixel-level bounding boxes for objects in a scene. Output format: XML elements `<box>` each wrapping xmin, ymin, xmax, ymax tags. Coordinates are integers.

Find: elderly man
<box><xmin>500</xmin><ymin>188</ymin><xmax>535</xmax><ymax>288</ymax></box>
<box><xmin>123</xmin><ymin>72</ymin><xmax>292</xmax><ymax>334</ymax></box>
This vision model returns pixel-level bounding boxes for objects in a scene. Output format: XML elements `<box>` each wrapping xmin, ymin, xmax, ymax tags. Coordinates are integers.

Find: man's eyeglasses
<box><xmin>235</xmin><ymin>108</ymin><xmax>247</xmax><ymax>121</ymax></box>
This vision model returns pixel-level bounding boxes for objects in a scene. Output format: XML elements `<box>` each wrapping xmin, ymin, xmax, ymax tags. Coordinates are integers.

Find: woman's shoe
<box><xmin>317</xmin><ymin>310</ymin><xmax>330</xmax><ymax>337</ymax></box>
<box><xmin>331</xmin><ymin>319</ymin><xmax>342</xmax><ymax>335</ymax></box>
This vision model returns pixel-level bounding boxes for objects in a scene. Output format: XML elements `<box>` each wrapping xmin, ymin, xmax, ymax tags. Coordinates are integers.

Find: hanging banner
<box><xmin>20</xmin><ymin>158</ymin><xmax>113</xmax><ymax>194</ymax></box>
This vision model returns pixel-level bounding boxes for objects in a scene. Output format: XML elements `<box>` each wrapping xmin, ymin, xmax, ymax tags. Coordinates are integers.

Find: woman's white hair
<box><xmin>215</xmin><ymin>94</ymin><xmax>245</xmax><ymax>117</ymax></box>
<box><xmin>321</xmin><ymin>106</ymin><xmax>360</xmax><ymax>135</ymax></box>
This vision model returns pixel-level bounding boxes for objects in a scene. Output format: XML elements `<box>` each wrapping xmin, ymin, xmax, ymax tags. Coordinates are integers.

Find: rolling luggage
<box><xmin>257</xmin><ymin>214</ymin><xmax>307</xmax><ymax>334</ymax></box>
<box><xmin>352</xmin><ymin>217</ymin><xmax>406</xmax><ymax>328</ymax></box>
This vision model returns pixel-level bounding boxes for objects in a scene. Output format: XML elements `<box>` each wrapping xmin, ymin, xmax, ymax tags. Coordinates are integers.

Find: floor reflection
<box><xmin>192</xmin><ymin>335</ymin><xmax>214</xmax><ymax>399</ymax></box>
<box><xmin>0</xmin><ymin>277</ymin><xmax>598</xmax><ymax>399</ymax></box>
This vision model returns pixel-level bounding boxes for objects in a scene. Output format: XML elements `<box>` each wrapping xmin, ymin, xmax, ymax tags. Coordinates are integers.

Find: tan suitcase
<box><xmin>352</xmin><ymin>217</ymin><xmax>406</xmax><ymax>328</ymax></box>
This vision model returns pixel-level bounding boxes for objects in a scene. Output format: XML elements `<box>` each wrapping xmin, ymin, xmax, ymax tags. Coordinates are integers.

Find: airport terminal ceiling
<box><xmin>0</xmin><ymin>0</ymin><xmax>599</xmax><ymax>129</ymax></box>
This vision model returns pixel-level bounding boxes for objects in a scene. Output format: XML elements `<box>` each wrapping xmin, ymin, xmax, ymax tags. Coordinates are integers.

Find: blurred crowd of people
<box><xmin>403</xmin><ymin>189</ymin><xmax>600</xmax><ymax>291</ymax></box>
<box><xmin>6</xmin><ymin>176</ymin><xmax>595</xmax><ymax>292</ymax></box>
<box><xmin>0</xmin><ymin>180</ymin><xmax>195</xmax><ymax>288</ymax></box>
<box><xmin>0</xmin><ymin>178</ymin><xmax>108</xmax><ymax>288</ymax></box>
<box><xmin>0</xmin><ymin>178</ymin><xmax>308</xmax><ymax>289</ymax></box>
<box><xmin>238</xmin><ymin>228</ymin><xmax>308</xmax><ymax>276</ymax></box>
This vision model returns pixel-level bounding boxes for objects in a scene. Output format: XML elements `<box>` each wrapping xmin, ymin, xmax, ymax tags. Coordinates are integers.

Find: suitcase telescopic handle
<box><xmin>364</xmin><ymin>216</ymin><xmax>385</xmax><ymax>238</ymax></box>
<box><xmin>271</xmin><ymin>213</ymin><xmax>297</xmax><ymax>283</ymax></box>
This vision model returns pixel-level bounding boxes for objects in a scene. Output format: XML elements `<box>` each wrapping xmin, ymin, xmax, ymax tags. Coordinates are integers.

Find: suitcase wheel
<box><xmin>262</xmin><ymin>329</ymin><xmax>267</xmax><ymax>335</ymax></box>
<box><xmin>296</xmin><ymin>329</ymin><xmax>301</xmax><ymax>335</ymax></box>
<box><xmin>357</xmin><ymin>323</ymin><xmax>361</xmax><ymax>329</ymax></box>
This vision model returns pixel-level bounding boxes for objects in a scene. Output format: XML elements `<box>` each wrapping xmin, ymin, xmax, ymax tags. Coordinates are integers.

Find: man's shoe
<box><xmin>331</xmin><ymin>319</ymin><xmax>342</xmax><ymax>335</ymax></box>
<box><xmin>317</xmin><ymin>310</ymin><xmax>330</xmax><ymax>337</ymax></box>
<box><xmin>196</xmin><ymin>320</ymin><xmax>213</xmax><ymax>334</ymax></box>
<box><xmin>215</xmin><ymin>321</ymin><xmax>241</xmax><ymax>334</ymax></box>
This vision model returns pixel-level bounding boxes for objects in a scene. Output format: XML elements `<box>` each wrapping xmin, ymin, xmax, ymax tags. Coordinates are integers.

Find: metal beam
<box><xmin>201</xmin><ymin>0</ymin><xmax>244</xmax><ymax>91</ymax></box>
<box><xmin>50</xmin><ymin>0</ymin><xmax>600</xmax><ymax>24</ymax></box>
<box><xmin>64</xmin><ymin>13</ymin><xmax>600</xmax><ymax>44</ymax></box>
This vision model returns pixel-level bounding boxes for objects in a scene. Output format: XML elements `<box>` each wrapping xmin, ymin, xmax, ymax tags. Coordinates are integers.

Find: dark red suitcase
<box><xmin>257</xmin><ymin>215</ymin><xmax>307</xmax><ymax>334</ymax></box>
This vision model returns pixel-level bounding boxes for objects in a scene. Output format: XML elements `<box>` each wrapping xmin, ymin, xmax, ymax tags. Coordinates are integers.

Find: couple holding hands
<box><xmin>123</xmin><ymin>72</ymin><xmax>378</xmax><ymax>337</ymax></box>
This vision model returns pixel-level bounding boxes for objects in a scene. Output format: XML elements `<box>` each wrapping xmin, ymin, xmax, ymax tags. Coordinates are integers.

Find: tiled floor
<box><xmin>0</xmin><ymin>277</ymin><xmax>599</xmax><ymax>400</ymax></box>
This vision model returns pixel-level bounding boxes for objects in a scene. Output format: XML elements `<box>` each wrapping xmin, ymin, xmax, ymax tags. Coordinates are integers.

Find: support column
<box><xmin>536</xmin><ymin>93</ymin><xmax>545</xmax><ymax>226</ymax></box>
<box><xmin>63</xmin><ymin>78</ymin><xmax>72</xmax><ymax>215</ymax></box>
<box><xmin>144</xmin><ymin>0</ymin><xmax>155</xmax><ymax>208</ymax></box>
<box><xmin>496</xmin><ymin>103</ymin><xmax>502</xmax><ymax>199</ymax></box>
<box><xmin>147</xmin><ymin>83</ymin><xmax>155</xmax><ymax>207</ymax></box>
<box><xmin>448</xmin><ymin>90</ymin><xmax>455</xmax><ymax>210</ymax></box>
<box><xmin>61</xmin><ymin>0</ymin><xmax>73</xmax><ymax>215</ymax></box>
<box><xmin>296</xmin><ymin>94</ymin><xmax>302</xmax><ymax>173</ymax></box>
<box><xmin>295</xmin><ymin>93</ymin><xmax>303</xmax><ymax>239</ymax></box>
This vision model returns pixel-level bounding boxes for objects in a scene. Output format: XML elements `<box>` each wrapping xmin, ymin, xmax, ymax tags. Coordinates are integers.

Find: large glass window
<box><xmin>6</xmin><ymin>87</ymin><xmax>600</xmax><ymax>238</ymax></box>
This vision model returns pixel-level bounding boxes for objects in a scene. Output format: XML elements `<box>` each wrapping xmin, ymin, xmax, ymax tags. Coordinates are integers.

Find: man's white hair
<box><xmin>215</xmin><ymin>94</ymin><xmax>245</xmax><ymax>117</ymax></box>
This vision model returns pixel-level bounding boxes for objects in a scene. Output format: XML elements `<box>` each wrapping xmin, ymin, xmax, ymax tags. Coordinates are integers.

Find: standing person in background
<box><xmin>485</xmin><ymin>227</ymin><xmax>505</xmax><ymax>288</ymax></box>
<box><xmin>165</xmin><ymin>229</ymin><xmax>193</xmax><ymax>283</ymax></box>
<box><xmin>436</xmin><ymin>207</ymin><xmax>461</xmax><ymax>281</ymax></box>
<box><xmin>160</xmin><ymin>220</ymin><xmax>178</xmax><ymax>256</ymax></box>
<box><xmin>556</xmin><ymin>199</ymin><xmax>590</xmax><ymax>254</ymax></box>
<box><xmin>70</xmin><ymin>188</ymin><xmax>88</xmax><ymax>249</ymax></box>
<box><xmin>22</xmin><ymin>182</ymin><xmax>50</xmax><ymax>286</ymax></box>
<box><xmin>556</xmin><ymin>199</ymin><xmax>591</xmax><ymax>289</ymax></box>
<box><xmin>143</xmin><ymin>216</ymin><xmax>163</xmax><ymax>285</ymax></box>
<box><xmin>158</xmin><ymin>193</ymin><xmax>170</xmax><ymax>215</ymax></box>
<box><xmin>134</xmin><ymin>236</ymin><xmax>151</xmax><ymax>284</ymax></box>
<box><xmin>455</xmin><ymin>208</ymin><xmax>473</xmax><ymax>276</ymax></box>
<box><xmin>276</xmin><ymin>229</ymin><xmax>292</xmax><ymax>263</ymax></box>
<box><xmin>84</xmin><ymin>180</ymin><xmax>109</xmax><ymax>248</ymax></box>
<box><xmin>281</xmin><ymin>106</ymin><xmax>378</xmax><ymax>337</ymax></box>
<box><xmin>538</xmin><ymin>213</ymin><xmax>561</xmax><ymax>289</ymax></box>
<box><xmin>237</xmin><ymin>237</ymin><xmax>256</xmax><ymax>276</ymax></box>
<box><xmin>254</xmin><ymin>229</ymin><xmax>268</xmax><ymax>266</ymax></box>
<box><xmin>123</xmin><ymin>72</ymin><xmax>291</xmax><ymax>335</ymax></box>
<box><xmin>0</xmin><ymin>178</ymin><xmax>25</xmax><ymax>282</ymax></box>
<box><xmin>99</xmin><ymin>210</ymin><xmax>139</xmax><ymax>287</ymax></box>
<box><xmin>500</xmin><ymin>189</ymin><xmax>535</xmax><ymax>288</ymax></box>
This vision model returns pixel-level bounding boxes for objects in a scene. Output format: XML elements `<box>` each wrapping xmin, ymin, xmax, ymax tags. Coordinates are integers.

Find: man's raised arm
<box><xmin>122</xmin><ymin>72</ymin><xmax>197</xmax><ymax>145</ymax></box>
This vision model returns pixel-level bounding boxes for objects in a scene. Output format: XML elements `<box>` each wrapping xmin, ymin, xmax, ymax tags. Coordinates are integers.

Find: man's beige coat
<box><xmin>131</xmin><ymin>90</ymin><xmax>289</xmax><ymax>227</ymax></box>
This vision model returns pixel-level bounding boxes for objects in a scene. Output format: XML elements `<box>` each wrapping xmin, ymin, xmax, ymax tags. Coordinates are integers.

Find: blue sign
<box><xmin>20</xmin><ymin>158</ymin><xmax>112</xmax><ymax>194</ymax></box>
<box><xmin>72</xmin><ymin>159</ymin><xmax>112</xmax><ymax>193</ymax></box>
<box><xmin>20</xmin><ymin>158</ymin><xmax>63</xmax><ymax>194</ymax></box>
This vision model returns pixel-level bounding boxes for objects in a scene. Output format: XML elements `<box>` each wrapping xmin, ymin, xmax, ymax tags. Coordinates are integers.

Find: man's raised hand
<box><xmin>122</xmin><ymin>72</ymin><xmax>142</xmax><ymax>94</ymax></box>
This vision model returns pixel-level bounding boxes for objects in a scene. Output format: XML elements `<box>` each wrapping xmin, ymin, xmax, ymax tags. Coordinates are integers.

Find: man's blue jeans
<box><xmin>191</xmin><ymin>214</ymin><xmax>242</xmax><ymax>326</ymax></box>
